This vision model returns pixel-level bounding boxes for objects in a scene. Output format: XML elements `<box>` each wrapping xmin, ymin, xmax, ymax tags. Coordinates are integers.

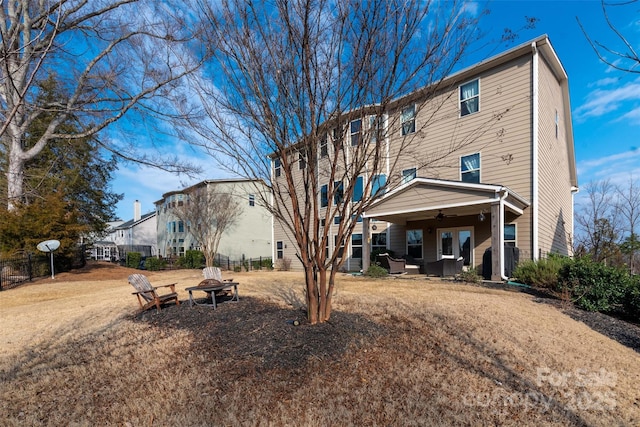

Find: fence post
<box><xmin>28</xmin><ymin>253</ymin><xmax>33</xmax><ymax>281</ymax></box>
<box><xmin>259</xmin><ymin>256</ymin><xmax>262</xmax><ymax>270</ymax></box>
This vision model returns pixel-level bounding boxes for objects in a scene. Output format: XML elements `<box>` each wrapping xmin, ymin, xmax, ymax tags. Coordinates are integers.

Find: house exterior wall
<box><xmin>272</xmin><ymin>36</ymin><xmax>576</xmax><ymax>273</ymax></box>
<box><xmin>536</xmin><ymin>55</ymin><xmax>574</xmax><ymax>257</ymax></box>
<box><xmin>156</xmin><ymin>180</ymin><xmax>272</xmax><ymax>260</ymax></box>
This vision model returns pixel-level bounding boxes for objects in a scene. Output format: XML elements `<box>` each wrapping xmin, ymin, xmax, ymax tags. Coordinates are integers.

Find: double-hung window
<box><xmin>504</xmin><ymin>224</ymin><xmax>516</xmax><ymax>247</ymax></box>
<box><xmin>334</xmin><ymin>181</ymin><xmax>344</xmax><ymax>204</ymax></box>
<box><xmin>369</xmin><ymin>115</ymin><xmax>383</xmax><ymax>143</ymax></box>
<box><xmin>401</xmin><ymin>105</ymin><xmax>416</xmax><ymax>135</ymax></box>
<box><xmin>274</xmin><ymin>158</ymin><xmax>282</xmax><ymax>177</ymax></box>
<box><xmin>407</xmin><ymin>230</ymin><xmax>423</xmax><ymax>259</ymax></box>
<box><xmin>371</xmin><ymin>232</ymin><xmax>387</xmax><ymax>252</ymax></box>
<box><xmin>371</xmin><ymin>174</ymin><xmax>387</xmax><ymax>196</ymax></box>
<box><xmin>350</xmin><ymin>119</ymin><xmax>362</xmax><ymax>146</ymax></box>
<box><xmin>351</xmin><ymin>234</ymin><xmax>363</xmax><ymax>258</ymax></box>
<box><xmin>320</xmin><ymin>184</ymin><xmax>328</xmax><ymax>208</ymax></box>
<box><xmin>460</xmin><ymin>79</ymin><xmax>479</xmax><ymax>116</ymax></box>
<box><xmin>249</xmin><ymin>195</ymin><xmax>255</xmax><ymax>207</ymax></box>
<box><xmin>320</xmin><ymin>132</ymin><xmax>328</xmax><ymax>157</ymax></box>
<box><xmin>461</xmin><ymin>153</ymin><xmax>480</xmax><ymax>183</ymax></box>
<box><xmin>276</xmin><ymin>241</ymin><xmax>284</xmax><ymax>259</ymax></box>
<box><xmin>352</xmin><ymin>176</ymin><xmax>363</xmax><ymax>202</ymax></box>
<box><xmin>402</xmin><ymin>168</ymin><xmax>417</xmax><ymax>184</ymax></box>
<box><xmin>298</xmin><ymin>151</ymin><xmax>306</xmax><ymax>170</ymax></box>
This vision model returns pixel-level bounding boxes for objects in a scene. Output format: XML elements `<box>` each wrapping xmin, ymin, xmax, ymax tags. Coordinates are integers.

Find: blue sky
<box><xmin>110</xmin><ymin>0</ymin><xmax>640</xmax><ymax>220</ymax></box>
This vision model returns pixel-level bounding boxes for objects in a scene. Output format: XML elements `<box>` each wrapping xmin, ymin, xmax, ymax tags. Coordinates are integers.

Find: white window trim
<box><xmin>459</xmin><ymin>78</ymin><xmax>480</xmax><ymax>117</ymax></box>
<box><xmin>401</xmin><ymin>104</ymin><xmax>416</xmax><ymax>136</ymax></box>
<box><xmin>460</xmin><ymin>152</ymin><xmax>481</xmax><ymax>183</ymax></box>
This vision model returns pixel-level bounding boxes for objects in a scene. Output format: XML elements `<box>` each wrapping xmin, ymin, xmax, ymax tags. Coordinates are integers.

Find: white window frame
<box><xmin>401</xmin><ymin>104</ymin><xmax>416</xmax><ymax>135</ymax></box>
<box><xmin>402</xmin><ymin>167</ymin><xmax>417</xmax><ymax>184</ymax></box>
<box><xmin>350</xmin><ymin>118</ymin><xmax>362</xmax><ymax>146</ymax></box>
<box><xmin>276</xmin><ymin>241</ymin><xmax>284</xmax><ymax>259</ymax></box>
<box><xmin>460</xmin><ymin>79</ymin><xmax>480</xmax><ymax>117</ymax></box>
<box><xmin>461</xmin><ymin>153</ymin><xmax>480</xmax><ymax>183</ymax></box>
<box><xmin>351</xmin><ymin>233</ymin><xmax>363</xmax><ymax>259</ymax></box>
<box><xmin>504</xmin><ymin>224</ymin><xmax>517</xmax><ymax>247</ymax></box>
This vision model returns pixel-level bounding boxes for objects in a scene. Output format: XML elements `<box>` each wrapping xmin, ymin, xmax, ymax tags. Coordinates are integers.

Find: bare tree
<box><xmin>615</xmin><ymin>176</ymin><xmax>640</xmax><ymax>272</ymax></box>
<box><xmin>172</xmin><ymin>183</ymin><xmax>242</xmax><ymax>267</ymax></box>
<box><xmin>0</xmin><ymin>0</ymin><xmax>202</xmax><ymax>210</ymax></box>
<box><xmin>180</xmin><ymin>0</ymin><xmax>510</xmax><ymax>324</ymax></box>
<box><xmin>575</xmin><ymin>180</ymin><xmax>622</xmax><ymax>263</ymax></box>
<box><xmin>577</xmin><ymin>0</ymin><xmax>640</xmax><ymax>73</ymax></box>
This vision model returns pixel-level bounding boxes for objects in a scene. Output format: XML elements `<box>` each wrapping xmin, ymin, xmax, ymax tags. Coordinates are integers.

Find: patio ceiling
<box><xmin>362</xmin><ymin>178</ymin><xmax>530</xmax><ymax>225</ymax></box>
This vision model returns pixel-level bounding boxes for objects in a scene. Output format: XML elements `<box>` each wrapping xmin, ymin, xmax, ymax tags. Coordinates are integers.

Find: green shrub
<box><xmin>365</xmin><ymin>263</ymin><xmax>388</xmax><ymax>278</ymax></box>
<box><xmin>233</xmin><ymin>265</ymin><xmax>242</xmax><ymax>273</ymax></box>
<box><xmin>622</xmin><ymin>279</ymin><xmax>640</xmax><ymax>321</ymax></box>
<box><xmin>144</xmin><ymin>257</ymin><xmax>166</xmax><ymax>271</ymax></box>
<box><xmin>457</xmin><ymin>267</ymin><xmax>481</xmax><ymax>284</ymax></box>
<box><xmin>558</xmin><ymin>257</ymin><xmax>629</xmax><ymax>312</ymax></box>
<box><xmin>176</xmin><ymin>250</ymin><xmax>204</xmax><ymax>269</ymax></box>
<box><xmin>126</xmin><ymin>252</ymin><xmax>142</xmax><ymax>269</ymax></box>
<box><xmin>512</xmin><ymin>254</ymin><xmax>570</xmax><ymax>290</ymax></box>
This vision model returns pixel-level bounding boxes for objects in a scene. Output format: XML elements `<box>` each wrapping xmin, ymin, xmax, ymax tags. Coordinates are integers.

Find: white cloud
<box><xmin>574</xmin><ymin>78</ymin><xmax>640</xmax><ymax>121</ymax></box>
<box><xmin>577</xmin><ymin>149</ymin><xmax>640</xmax><ymax>186</ymax></box>
<box><xmin>588</xmin><ymin>77</ymin><xmax>619</xmax><ymax>87</ymax></box>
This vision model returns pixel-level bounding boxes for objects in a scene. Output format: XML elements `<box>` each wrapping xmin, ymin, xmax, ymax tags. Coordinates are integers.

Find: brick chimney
<box><xmin>134</xmin><ymin>200</ymin><xmax>141</xmax><ymax>221</ymax></box>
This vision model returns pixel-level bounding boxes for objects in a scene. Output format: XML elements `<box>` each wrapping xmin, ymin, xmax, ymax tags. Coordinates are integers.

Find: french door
<box><xmin>438</xmin><ymin>228</ymin><xmax>473</xmax><ymax>266</ymax></box>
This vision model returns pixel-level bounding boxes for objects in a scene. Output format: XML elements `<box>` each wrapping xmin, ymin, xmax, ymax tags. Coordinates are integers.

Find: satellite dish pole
<box><xmin>37</xmin><ymin>240</ymin><xmax>61</xmax><ymax>279</ymax></box>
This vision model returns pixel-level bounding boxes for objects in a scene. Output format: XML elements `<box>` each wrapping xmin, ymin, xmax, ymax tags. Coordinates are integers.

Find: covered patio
<box><xmin>361</xmin><ymin>178</ymin><xmax>530</xmax><ymax>281</ymax></box>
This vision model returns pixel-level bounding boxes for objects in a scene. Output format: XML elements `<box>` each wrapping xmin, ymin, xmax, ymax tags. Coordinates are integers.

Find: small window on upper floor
<box><xmin>350</xmin><ymin>119</ymin><xmax>362</xmax><ymax>146</ymax></box>
<box><xmin>402</xmin><ymin>168</ymin><xmax>417</xmax><ymax>184</ymax></box>
<box><xmin>332</xmin><ymin>126</ymin><xmax>343</xmax><ymax>151</ymax></box>
<box><xmin>320</xmin><ymin>184</ymin><xmax>328</xmax><ymax>208</ymax></box>
<box><xmin>369</xmin><ymin>115</ymin><xmax>383</xmax><ymax>143</ymax></box>
<box><xmin>298</xmin><ymin>151</ymin><xmax>306</xmax><ymax>170</ymax></box>
<box><xmin>401</xmin><ymin>105</ymin><xmax>416</xmax><ymax>135</ymax></box>
<box><xmin>460</xmin><ymin>79</ymin><xmax>479</xmax><ymax>116</ymax></box>
<box><xmin>274</xmin><ymin>158</ymin><xmax>281</xmax><ymax>177</ymax></box>
<box><xmin>320</xmin><ymin>132</ymin><xmax>328</xmax><ymax>157</ymax></box>
<box><xmin>249</xmin><ymin>194</ymin><xmax>255</xmax><ymax>207</ymax></box>
<box><xmin>334</xmin><ymin>181</ymin><xmax>344</xmax><ymax>205</ymax></box>
<box><xmin>461</xmin><ymin>153</ymin><xmax>480</xmax><ymax>183</ymax></box>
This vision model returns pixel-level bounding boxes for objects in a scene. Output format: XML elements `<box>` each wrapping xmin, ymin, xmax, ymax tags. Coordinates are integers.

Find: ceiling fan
<box><xmin>433</xmin><ymin>210</ymin><xmax>457</xmax><ymax>221</ymax></box>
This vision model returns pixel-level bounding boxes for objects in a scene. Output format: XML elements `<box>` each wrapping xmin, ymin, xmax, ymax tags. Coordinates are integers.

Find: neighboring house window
<box><xmin>274</xmin><ymin>158</ymin><xmax>282</xmax><ymax>177</ymax></box>
<box><xmin>369</xmin><ymin>115</ymin><xmax>383</xmax><ymax>143</ymax></box>
<box><xmin>371</xmin><ymin>174</ymin><xmax>387</xmax><ymax>196</ymax></box>
<box><xmin>320</xmin><ymin>184</ymin><xmax>328</xmax><ymax>208</ymax></box>
<box><xmin>177</xmin><ymin>194</ymin><xmax>184</xmax><ymax>206</ymax></box>
<box><xmin>401</xmin><ymin>105</ymin><xmax>415</xmax><ymax>135</ymax></box>
<box><xmin>249</xmin><ymin>194</ymin><xmax>255</xmax><ymax>207</ymax></box>
<box><xmin>187</xmin><ymin>221</ymin><xmax>191</xmax><ymax>232</ymax></box>
<box><xmin>460</xmin><ymin>79</ymin><xmax>479</xmax><ymax>116</ymax></box>
<box><xmin>352</xmin><ymin>233</ymin><xmax>363</xmax><ymax>258</ymax></box>
<box><xmin>407</xmin><ymin>229</ymin><xmax>423</xmax><ymax>259</ymax></box>
<box><xmin>299</xmin><ymin>151</ymin><xmax>306</xmax><ymax>170</ymax></box>
<box><xmin>320</xmin><ymin>132</ymin><xmax>328</xmax><ymax>157</ymax></box>
<box><xmin>461</xmin><ymin>153</ymin><xmax>480</xmax><ymax>183</ymax></box>
<box><xmin>402</xmin><ymin>168</ymin><xmax>417</xmax><ymax>184</ymax></box>
<box><xmin>334</xmin><ymin>235</ymin><xmax>344</xmax><ymax>258</ymax></box>
<box><xmin>352</xmin><ymin>176</ymin><xmax>363</xmax><ymax>202</ymax></box>
<box><xmin>351</xmin><ymin>214</ymin><xmax>363</xmax><ymax>223</ymax></box>
<box><xmin>178</xmin><ymin>221</ymin><xmax>184</xmax><ymax>233</ymax></box>
<box><xmin>371</xmin><ymin>232</ymin><xmax>387</xmax><ymax>252</ymax></box>
<box><xmin>166</xmin><ymin>222</ymin><xmax>171</xmax><ymax>234</ymax></box>
<box><xmin>320</xmin><ymin>218</ymin><xmax>326</xmax><ymax>227</ymax></box>
<box><xmin>334</xmin><ymin>181</ymin><xmax>344</xmax><ymax>205</ymax></box>
<box><xmin>504</xmin><ymin>224</ymin><xmax>516</xmax><ymax>247</ymax></box>
<box><xmin>179</xmin><ymin>246</ymin><xmax>185</xmax><ymax>257</ymax></box>
<box><xmin>334</xmin><ymin>216</ymin><xmax>341</xmax><ymax>225</ymax></box>
<box><xmin>350</xmin><ymin>119</ymin><xmax>362</xmax><ymax>146</ymax></box>
<box><xmin>172</xmin><ymin>221</ymin><xmax>176</xmax><ymax>233</ymax></box>
<box><xmin>332</xmin><ymin>126</ymin><xmax>343</xmax><ymax>151</ymax></box>
<box><xmin>276</xmin><ymin>241</ymin><xmax>284</xmax><ymax>259</ymax></box>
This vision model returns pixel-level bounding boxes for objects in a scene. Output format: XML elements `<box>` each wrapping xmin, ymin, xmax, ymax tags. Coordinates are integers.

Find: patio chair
<box><xmin>201</xmin><ymin>266</ymin><xmax>234</xmax><ymax>297</ymax></box>
<box><xmin>128</xmin><ymin>273</ymin><xmax>180</xmax><ymax>312</ymax></box>
<box><xmin>425</xmin><ymin>257</ymin><xmax>465</xmax><ymax>277</ymax></box>
<box><xmin>376</xmin><ymin>253</ymin><xmax>406</xmax><ymax>274</ymax></box>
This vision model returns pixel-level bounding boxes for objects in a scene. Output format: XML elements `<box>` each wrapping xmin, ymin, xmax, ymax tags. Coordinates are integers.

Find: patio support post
<box><xmin>490</xmin><ymin>202</ymin><xmax>502</xmax><ymax>281</ymax></box>
<box><xmin>362</xmin><ymin>217</ymin><xmax>370</xmax><ymax>272</ymax></box>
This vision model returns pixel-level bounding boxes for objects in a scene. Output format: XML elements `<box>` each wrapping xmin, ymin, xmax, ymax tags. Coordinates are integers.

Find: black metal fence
<box><xmin>0</xmin><ymin>253</ymin><xmax>48</xmax><ymax>291</ymax></box>
<box><xmin>214</xmin><ymin>253</ymin><xmax>273</xmax><ymax>272</ymax></box>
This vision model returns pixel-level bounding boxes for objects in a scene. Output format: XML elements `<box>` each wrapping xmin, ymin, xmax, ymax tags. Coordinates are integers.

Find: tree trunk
<box><xmin>7</xmin><ymin>143</ymin><xmax>25</xmax><ymax>211</ymax></box>
<box><xmin>305</xmin><ymin>264</ymin><xmax>319</xmax><ymax>324</ymax></box>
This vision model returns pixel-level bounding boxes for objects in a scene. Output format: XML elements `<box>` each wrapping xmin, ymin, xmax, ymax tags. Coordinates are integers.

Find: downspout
<box><xmin>531</xmin><ymin>42</ymin><xmax>540</xmax><ymax>261</ymax></box>
<box><xmin>499</xmin><ymin>188</ymin><xmax>509</xmax><ymax>281</ymax></box>
<box><xmin>571</xmin><ymin>186</ymin><xmax>579</xmax><ymax>255</ymax></box>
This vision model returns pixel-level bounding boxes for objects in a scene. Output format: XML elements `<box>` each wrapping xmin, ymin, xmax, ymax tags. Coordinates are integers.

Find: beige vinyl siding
<box><xmin>536</xmin><ymin>56</ymin><xmax>573</xmax><ymax>256</ymax></box>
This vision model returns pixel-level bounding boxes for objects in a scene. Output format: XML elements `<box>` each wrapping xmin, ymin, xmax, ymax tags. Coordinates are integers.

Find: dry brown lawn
<box><xmin>1</xmin><ymin>261</ymin><xmax>639</xmax><ymax>426</ymax></box>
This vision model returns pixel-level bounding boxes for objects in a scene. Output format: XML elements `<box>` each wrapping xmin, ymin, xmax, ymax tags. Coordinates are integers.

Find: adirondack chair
<box><xmin>128</xmin><ymin>274</ymin><xmax>180</xmax><ymax>312</ymax></box>
<box><xmin>202</xmin><ymin>266</ymin><xmax>234</xmax><ymax>283</ymax></box>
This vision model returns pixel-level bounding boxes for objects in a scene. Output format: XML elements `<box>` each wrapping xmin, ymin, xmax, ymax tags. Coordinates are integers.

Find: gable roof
<box><xmin>112</xmin><ymin>211</ymin><xmax>156</xmax><ymax>230</ymax></box>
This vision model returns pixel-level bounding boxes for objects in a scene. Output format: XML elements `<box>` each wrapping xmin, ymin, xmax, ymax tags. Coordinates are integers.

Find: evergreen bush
<box><xmin>144</xmin><ymin>257</ymin><xmax>166</xmax><ymax>271</ymax></box>
<box><xmin>126</xmin><ymin>252</ymin><xmax>142</xmax><ymax>269</ymax></box>
<box><xmin>365</xmin><ymin>263</ymin><xmax>388</xmax><ymax>278</ymax></box>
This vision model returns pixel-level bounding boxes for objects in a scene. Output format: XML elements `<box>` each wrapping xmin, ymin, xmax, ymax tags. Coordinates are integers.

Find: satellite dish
<box><xmin>36</xmin><ymin>239</ymin><xmax>60</xmax><ymax>279</ymax></box>
<box><xmin>37</xmin><ymin>239</ymin><xmax>60</xmax><ymax>253</ymax></box>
